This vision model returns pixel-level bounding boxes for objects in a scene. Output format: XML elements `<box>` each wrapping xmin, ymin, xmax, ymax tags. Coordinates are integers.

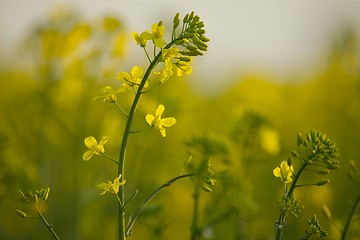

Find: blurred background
<box><xmin>1</xmin><ymin>1</ymin><xmax>360</xmax><ymax>239</ymax></box>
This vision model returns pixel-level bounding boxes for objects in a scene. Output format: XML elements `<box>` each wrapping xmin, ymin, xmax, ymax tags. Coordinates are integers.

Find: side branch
<box><xmin>125</xmin><ymin>174</ymin><xmax>194</xmax><ymax>236</ymax></box>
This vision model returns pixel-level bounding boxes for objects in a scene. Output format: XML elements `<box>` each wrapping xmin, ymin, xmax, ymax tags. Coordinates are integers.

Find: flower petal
<box><xmin>85</xmin><ymin>136</ymin><xmax>97</xmax><ymax>148</ymax></box>
<box><xmin>155</xmin><ymin>105</ymin><xmax>165</xmax><ymax>117</ymax></box>
<box><xmin>273</xmin><ymin>167</ymin><xmax>281</xmax><ymax>178</ymax></box>
<box><xmin>99</xmin><ymin>136</ymin><xmax>109</xmax><ymax>145</ymax></box>
<box><xmin>131</xmin><ymin>66</ymin><xmax>143</xmax><ymax>79</ymax></box>
<box><xmin>145</xmin><ymin>114</ymin><xmax>155</xmax><ymax>126</ymax></box>
<box><xmin>160</xmin><ymin>117</ymin><xmax>177</xmax><ymax>127</ymax></box>
<box><xmin>83</xmin><ymin>150</ymin><xmax>95</xmax><ymax>161</ymax></box>
<box><xmin>116</xmin><ymin>72</ymin><xmax>130</xmax><ymax>82</ymax></box>
<box><xmin>160</xmin><ymin>129</ymin><xmax>166</xmax><ymax>137</ymax></box>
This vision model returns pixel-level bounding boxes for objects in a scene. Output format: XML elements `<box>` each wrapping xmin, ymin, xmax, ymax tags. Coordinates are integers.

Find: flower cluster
<box><xmin>277</xmin><ymin>194</ymin><xmax>303</xmax><ymax>218</ymax></box>
<box><xmin>307</xmin><ymin>215</ymin><xmax>328</xmax><ymax>238</ymax></box>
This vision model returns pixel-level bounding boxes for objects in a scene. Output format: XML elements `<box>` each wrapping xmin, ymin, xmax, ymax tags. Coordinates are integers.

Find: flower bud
<box><xmin>193</xmin><ymin>15</ymin><xmax>200</xmax><ymax>23</ymax></box>
<box><xmin>183</xmin><ymin>14</ymin><xmax>189</xmax><ymax>23</ymax></box>
<box><xmin>318</xmin><ymin>170</ymin><xmax>330</xmax><ymax>175</ymax></box>
<box><xmin>327</xmin><ymin>165</ymin><xmax>339</xmax><ymax>170</ymax></box>
<box><xmin>201</xmin><ymin>185</ymin><xmax>212</xmax><ymax>192</ymax></box>
<box><xmin>179</xmin><ymin>56</ymin><xmax>192</xmax><ymax>62</ymax></box>
<box><xmin>315</xmin><ymin>179</ymin><xmax>330</xmax><ymax>186</ymax></box>
<box><xmin>189</xmin><ymin>11</ymin><xmax>194</xmax><ymax>21</ymax></box>
<box><xmin>173</xmin><ymin>13</ymin><xmax>180</xmax><ymax>29</ymax></box>
<box><xmin>291</xmin><ymin>151</ymin><xmax>299</xmax><ymax>157</ymax></box>
<box><xmin>16</xmin><ymin>210</ymin><xmax>28</xmax><ymax>218</ymax></box>
<box><xmin>196</xmin><ymin>29</ymin><xmax>206</xmax><ymax>35</ymax></box>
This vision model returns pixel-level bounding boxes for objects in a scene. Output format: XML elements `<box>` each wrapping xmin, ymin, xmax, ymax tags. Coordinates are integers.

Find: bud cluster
<box><xmin>307</xmin><ymin>214</ymin><xmax>328</xmax><ymax>238</ymax></box>
<box><xmin>172</xmin><ymin>11</ymin><xmax>209</xmax><ymax>57</ymax></box>
<box><xmin>18</xmin><ymin>188</ymin><xmax>50</xmax><ymax>203</ymax></box>
<box><xmin>296</xmin><ymin>130</ymin><xmax>339</xmax><ymax>170</ymax></box>
<box><xmin>278</xmin><ymin>194</ymin><xmax>303</xmax><ymax>218</ymax></box>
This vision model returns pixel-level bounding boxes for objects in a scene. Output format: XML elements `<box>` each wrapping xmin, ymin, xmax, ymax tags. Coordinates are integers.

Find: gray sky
<box><xmin>1</xmin><ymin>0</ymin><xmax>360</xmax><ymax>94</ymax></box>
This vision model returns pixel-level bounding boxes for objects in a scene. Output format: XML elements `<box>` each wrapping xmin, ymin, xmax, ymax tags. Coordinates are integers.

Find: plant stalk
<box><xmin>341</xmin><ymin>193</ymin><xmax>360</xmax><ymax>240</ymax></box>
<box><xmin>117</xmin><ymin>38</ymin><xmax>181</xmax><ymax>240</ymax></box>
<box><xmin>38</xmin><ymin>210</ymin><xmax>60</xmax><ymax>240</ymax></box>
<box><xmin>126</xmin><ymin>174</ymin><xmax>193</xmax><ymax>236</ymax></box>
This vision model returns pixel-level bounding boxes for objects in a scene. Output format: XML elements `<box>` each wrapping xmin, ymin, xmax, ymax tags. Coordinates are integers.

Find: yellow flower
<box><xmin>175</xmin><ymin>59</ymin><xmax>192</xmax><ymax>76</ymax></box>
<box><xmin>145</xmin><ymin>104</ymin><xmax>177</xmax><ymax>137</ymax></box>
<box><xmin>153</xmin><ymin>48</ymin><xmax>180</xmax><ymax>83</ymax></box>
<box><xmin>151</xmin><ymin>22</ymin><xmax>166</xmax><ymax>48</ymax></box>
<box><xmin>154</xmin><ymin>58</ymin><xmax>174</xmax><ymax>83</ymax></box>
<box><xmin>116</xmin><ymin>66</ymin><xmax>147</xmax><ymax>92</ymax></box>
<box><xmin>83</xmin><ymin>136</ymin><xmax>109</xmax><ymax>161</ymax></box>
<box><xmin>93</xmin><ymin>86</ymin><xmax>118</xmax><ymax>103</ymax></box>
<box><xmin>97</xmin><ymin>174</ymin><xmax>126</xmax><ymax>195</ymax></box>
<box><xmin>273</xmin><ymin>161</ymin><xmax>294</xmax><ymax>183</ymax></box>
<box><xmin>132</xmin><ymin>32</ymin><xmax>148</xmax><ymax>47</ymax></box>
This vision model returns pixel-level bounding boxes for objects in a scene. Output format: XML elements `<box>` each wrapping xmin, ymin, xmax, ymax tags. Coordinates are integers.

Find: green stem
<box><xmin>190</xmin><ymin>183</ymin><xmax>201</xmax><ymax>240</ymax></box>
<box><xmin>114</xmin><ymin>102</ymin><xmax>129</xmax><ymax>118</ymax></box>
<box><xmin>341</xmin><ymin>193</ymin><xmax>360</xmax><ymax>240</ymax></box>
<box><xmin>103</xmin><ymin>153</ymin><xmax>119</xmax><ymax>164</ymax></box>
<box><xmin>37</xmin><ymin>209</ymin><xmax>60</xmax><ymax>240</ymax></box>
<box><xmin>117</xmin><ymin>38</ymin><xmax>182</xmax><ymax>240</ymax></box>
<box><xmin>125</xmin><ymin>174</ymin><xmax>193</xmax><ymax>236</ymax></box>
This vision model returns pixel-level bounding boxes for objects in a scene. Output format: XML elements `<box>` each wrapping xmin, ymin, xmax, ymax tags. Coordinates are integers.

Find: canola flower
<box><xmin>97</xmin><ymin>174</ymin><xmax>126</xmax><ymax>195</ymax></box>
<box><xmin>83</xmin><ymin>136</ymin><xmax>109</xmax><ymax>161</ymax></box>
<box><xmin>145</xmin><ymin>104</ymin><xmax>177</xmax><ymax>137</ymax></box>
<box><xmin>116</xmin><ymin>66</ymin><xmax>147</xmax><ymax>92</ymax></box>
<box><xmin>273</xmin><ymin>161</ymin><xmax>294</xmax><ymax>183</ymax></box>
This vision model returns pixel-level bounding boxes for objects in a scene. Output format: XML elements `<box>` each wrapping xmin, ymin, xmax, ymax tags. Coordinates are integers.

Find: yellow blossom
<box><xmin>145</xmin><ymin>104</ymin><xmax>177</xmax><ymax>137</ymax></box>
<box><xmin>132</xmin><ymin>32</ymin><xmax>148</xmax><ymax>47</ymax></box>
<box><xmin>116</xmin><ymin>66</ymin><xmax>147</xmax><ymax>92</ymax></box>
<box><xmin>97</xmin><ymin>174</ymin><xmax>126</xmax><ymax>195</ymax></box>
<box><xmin>273</xmin><ymin>161</ymin><xmax>294</xmax><ymax>183</ymax></box>
<box><xmin>93</xmin><ymin>86</ymin><xmax>118</xmax><ymax>103</ymax></box>
<box><xmin>151</xmin><ymin>22</ymin><xmax>166</xmax><ymax>48</ymax></box>
<box><xmin>83</xmin><ymin>136</ymin><xmax>109</xmax><ymax>161</ymax></box>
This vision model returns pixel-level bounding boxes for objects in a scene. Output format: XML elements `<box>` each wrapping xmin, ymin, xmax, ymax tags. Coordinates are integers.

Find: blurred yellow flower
<box><xmin>83</xmin><ymin>136</ymin><xmax>109</xmax><ymax>161</ymax></box>
<box><xmin>273</xmin><ymin>161</ymin><xmax>294</xmax><ymax>183</ymax></box>
<box><xmin>97</xmin><ymin>174</ymin><xmax>126</xmax><ymax>195</ymax></box>
<box><xmin>116</xmin><ymin>66</ymin><xmax>147</xmax><ymax>92</ymax></box>
<box><xmin>93</xmin><ymin>86</ymin><xmax>118</xmax><ymax>103</ymax></box>
<box><xmin>145</xmin><ymin>104</ymin><xmax>177</xmax><ymax>137</ymax></box>
<box><xmin>260</xmin><ymin>128</ymin><xmax>280</xmax><ymax>155</ymax></box>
